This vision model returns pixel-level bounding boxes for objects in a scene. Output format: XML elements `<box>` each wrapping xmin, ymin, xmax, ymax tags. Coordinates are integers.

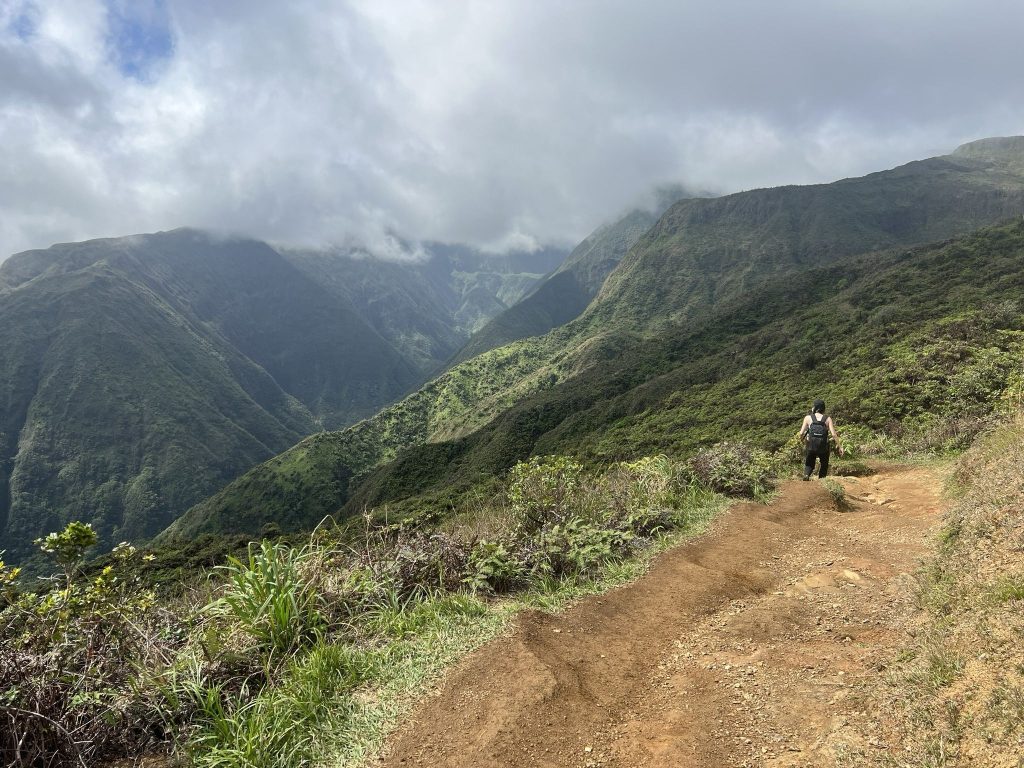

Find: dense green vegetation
<box><xmin>285</xmin><ymin>242</ymin><xmax>564</xmax><ymax>372</ymax></box>
<box><xmin>341</xmin><ymin>222</ymin><xmax>1024</xmax><ymax>519</ymax></box>
<box><xmin>453</xmin><ymin>186</ymin><xmax>709</xmax><ymax>365</ymax></box>
<box><xmin>586</xmin><ymin>137</ymin><xmax>1024</xmax><ymax>335</ymax></box>
<box><xmin>0</xmin><ymin>231</ymin><xmax>563</xmax><ymax>562</ymax></box>
<box><xmin>1</xmin><ymin>453</ymin><xmax>727</xmax><ymax>767</ymax></box>
<box><xmin>169</xmin><ymin>138</ymin><xmax>1024</xmax><ymax>543</ymax></box>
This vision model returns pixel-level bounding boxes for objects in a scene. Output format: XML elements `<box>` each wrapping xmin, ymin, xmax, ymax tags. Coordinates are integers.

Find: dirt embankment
<box><xmin>378</xmin><ymin>467</ymin><xmax>944</xmax><ymax>768</ymax></box>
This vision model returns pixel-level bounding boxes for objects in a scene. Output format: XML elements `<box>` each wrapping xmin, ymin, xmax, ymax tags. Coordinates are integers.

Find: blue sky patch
<box><xmin>7</xmin><ymin>2</ymin><xmax>40</xmax><ymax>40</ymax></box>
<box><xmin>104</xmin><ymin>0</ymin><xmax>175</xmax><ymax>81</ymax></box>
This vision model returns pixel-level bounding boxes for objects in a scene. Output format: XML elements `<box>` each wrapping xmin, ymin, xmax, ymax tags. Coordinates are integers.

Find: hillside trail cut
<box><xmin>378</xmin><ymin>466</ymin><xmax>944</xmax><ymax>768</ymax></box>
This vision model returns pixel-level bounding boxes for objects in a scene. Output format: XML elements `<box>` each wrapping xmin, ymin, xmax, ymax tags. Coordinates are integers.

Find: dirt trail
<box><xmin>379</xmin><ymin>466</ymin><xmax>944</xmax><ymax>768</ymax></box>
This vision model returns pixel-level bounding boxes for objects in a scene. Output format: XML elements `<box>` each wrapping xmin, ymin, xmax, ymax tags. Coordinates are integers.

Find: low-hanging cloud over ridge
<box><xmin>2</xmin><ymin>0</ymin><xmax>1024</xmax><ymax>259</ymax></box>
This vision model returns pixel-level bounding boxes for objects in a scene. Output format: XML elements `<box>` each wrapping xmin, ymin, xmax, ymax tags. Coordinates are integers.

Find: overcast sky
<box><xmin>2</xmin><ymin>0</ymin><xmax>1024</xmax><ymax>260</ymax></box>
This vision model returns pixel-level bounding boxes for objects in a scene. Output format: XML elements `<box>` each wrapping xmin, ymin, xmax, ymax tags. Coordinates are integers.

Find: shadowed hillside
<box><xmin>0</xmin><ymin>231</ymin><xmax>563</xmax><ymax>561</ymax></box>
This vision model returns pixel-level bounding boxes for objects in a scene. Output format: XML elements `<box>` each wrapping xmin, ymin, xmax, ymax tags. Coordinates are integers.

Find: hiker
<box><xmin>798</xmin><ymin>399</ymin><xmax>843</xmax><ymax>480</ymax></box>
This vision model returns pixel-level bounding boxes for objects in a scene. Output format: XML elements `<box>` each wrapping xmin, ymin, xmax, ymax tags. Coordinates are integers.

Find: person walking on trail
<box><xmin>799</xmin><ymin>399</ymin><xmax>844</xmax><ymax>480</ymax></box>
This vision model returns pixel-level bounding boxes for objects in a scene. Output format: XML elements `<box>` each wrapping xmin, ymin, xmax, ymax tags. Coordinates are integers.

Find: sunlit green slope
<box><xmin>164</xmin><ymin>139</ymin><xmax>1024</xmax><ymax>542</ymax></box>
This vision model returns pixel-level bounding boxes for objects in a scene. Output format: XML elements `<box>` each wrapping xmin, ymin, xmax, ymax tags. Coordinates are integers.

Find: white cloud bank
<box><xmin>2</xmin><ymin>0</ymin><xmax>1024</xmax><ymax>258</ymax></box>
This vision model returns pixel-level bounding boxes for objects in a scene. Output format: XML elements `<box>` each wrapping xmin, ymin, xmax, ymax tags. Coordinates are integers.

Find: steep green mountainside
<box><xmin>585</xmin><ymin>137</ymin><xmax>1024</xmax><ymax>333</ymax></box>
<box><xmin>0</xmin><ymin>231</ymin><xmax>561</xmax><ymax>561</ymax></box>
<box><xmin>0</xmin><ymin>259</ymin><xmax>314</xmax><ymax>561</ymax></box>
<box><xmin>284</xmin><ymin>244</ymin><xmax>566</xmax><ymax>374</ymax></box>
<box><xmin>164</xmin><ymin>139</ymin><xmax>1024</xmax><ymax>542</ymax></box>
<box><xmin>2</xmin><ymin>230</ymin><xmax>421</xmax><ymax>429</ymax></box>
<box><xmin>451</xmin><ymin>209</ymin><xmax>660</xmax><ymax>363</ymax></box>
<box><xmin>452</xmin><ymin>187</ymin><xmax>707</xmax><ymax>364</ymax></box>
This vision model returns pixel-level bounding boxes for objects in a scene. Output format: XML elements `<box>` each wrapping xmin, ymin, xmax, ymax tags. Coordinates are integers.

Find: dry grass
<box><xmin>871</xmin><ymin>410</ymin><xmax>1024</xmax><ymax>766</ymax></box>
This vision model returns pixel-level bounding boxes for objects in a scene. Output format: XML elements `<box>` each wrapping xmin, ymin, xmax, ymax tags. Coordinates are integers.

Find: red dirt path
<box><xmin>378</xmin><ymin>467</ymin><xmax>943</xmax><ymax>768</ymax></box>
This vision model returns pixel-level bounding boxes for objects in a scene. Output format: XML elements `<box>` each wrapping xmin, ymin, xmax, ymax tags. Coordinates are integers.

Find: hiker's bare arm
<box><xmin>798</xmin><ymin>415</ymin><xmax>811</xmax><ymax>440</ymax></box>
<box><xmin>827</xmin><ymin>417</ymin><xmax>845</xmax><ymax>456</ymax></box>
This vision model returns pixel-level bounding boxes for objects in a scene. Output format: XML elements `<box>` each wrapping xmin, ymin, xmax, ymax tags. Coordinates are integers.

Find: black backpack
<box><xmin>806</xmin><ymin>413</ymin><xmax>829</xmax><ymax>453</ymax></box>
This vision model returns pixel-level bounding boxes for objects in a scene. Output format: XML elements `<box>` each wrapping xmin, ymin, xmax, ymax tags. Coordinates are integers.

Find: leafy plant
<box><xmin>1</xmin><ymin>529</ymin><xmax>175</xmax><ymax>767</ymax></box>
<box><xmin>217</xmin><ymin>541</ymin><xmax>324</xmax><ymax>654</ymax></box>
<box><xmin>507</xmin><ymin>455</ymin><xmax>586</xmax><ymax>533</ymax></box>
<box><xmin>533</xmin><ymin>518</ymin><xmax>633</xmax><ymax>577</ymax></box>
<box><xmin>34</xmin><ymin>521</ymin><xmax>98</xmax><ymax>586</ymax></box>
<box><xmin>600</xmin><ymin>455</ymin><xmax>679</xmax><ymax>534</ymax></box>
<box><xmin>0</xmin><ymin>553</ymin><xmax>21</xmax><ymax>602</ymax></box>
<box><xmin>685</xmin><ymin>441</ymin><xmax>777</xmax><ymax>498</ymax></box>
<box><xmin>821</xmin><ymin>479</ymin><xmax>849</xmax><ymax>510</ymax></box>
<box><xmin>464</xmin><ymin>540</ymin><xmax>525</xmax><ymax>594</ymax></box>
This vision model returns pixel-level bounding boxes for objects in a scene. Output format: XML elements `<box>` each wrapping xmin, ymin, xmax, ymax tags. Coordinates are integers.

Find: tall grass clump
<box><xmin>184</xmin><ymin>642</ymin><xmax>375</xmax><ymax>768</ymax></box>
<box><xmin>216</xmin><ymin>540</ymin><xmax>324</xmax><ymax>655</ymax></box>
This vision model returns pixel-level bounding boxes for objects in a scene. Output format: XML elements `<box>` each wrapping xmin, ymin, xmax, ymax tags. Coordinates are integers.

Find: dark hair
<box><xmin>812</xmin><ymin>399</ymin><xmax>826</xmax><ymax>414</ymax></box>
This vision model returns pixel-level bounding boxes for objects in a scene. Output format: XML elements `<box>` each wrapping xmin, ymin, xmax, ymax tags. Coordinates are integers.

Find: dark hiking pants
<box><xmin>804</xmin><ymin>449</ymin><xmax>829</xmax><ymax>479</ymax></box>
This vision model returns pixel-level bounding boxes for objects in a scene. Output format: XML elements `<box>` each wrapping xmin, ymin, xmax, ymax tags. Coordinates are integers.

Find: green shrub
<box><xmin>599</xmin><ymin>455</ymin><xmax>680</xmax><ymax>534</ymax></box>
<box><xmin>821</xmin><ymin>479</ymin><xmax>849</xmax><ymax>510</ymax></box>
<box><xmin>532</xmin><ymin>518</ymin><xmax>633</xmax><ymax>577</ymax></box>
<box><xmin>1</xmin><ymin>529</ymin><xmax>175</xmax><ymax>767</ymax></box>
<box><xmin>899</xmin><ymin>414</ymin><xmax>987</xmax><ymax>454</ymax></box>
<box><xmin>507</xmin><ymin>455</ymin><xmax>586</xmax><ymax>533</ymax></box>
<box><xmin>0</xmin><ymin>553</ymin><xmax>22</xmax><ymax>602</ymax></box>
<box><xmin>835</xmin><ymin>423</ymin><xmax>896</xmax><ymax>457</ymax></box>
<box><xmin>464</xmin><ymin>540</ymin><xmax>526</xmax><ymax>594</ymax></box>
<box><xmin>684</xmin><ymin>441</ymin><xmax>776</xmax><ymax>498</ymax></box>
<box><xmin>34</xmin><ymin>520</ymin><xmax>98</xmax><ymax>585</ymax></box>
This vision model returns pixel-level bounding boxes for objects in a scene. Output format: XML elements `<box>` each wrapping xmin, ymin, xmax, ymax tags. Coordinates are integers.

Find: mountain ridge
<box><xmin>0</xmin><ymin>230</ymin><xmax>563</xmax><ymax>561</ymax></box>
<box><xmin>162</xmin><ymin>139</ymin><xmax>1024</xmax><ymax>543</ymax></box>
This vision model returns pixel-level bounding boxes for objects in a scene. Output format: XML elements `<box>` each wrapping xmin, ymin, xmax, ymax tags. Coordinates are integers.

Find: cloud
<box><xmin>2</xmin><ymin>0</ymin><xmax>1024</xmax><ymax>259</ymax></box>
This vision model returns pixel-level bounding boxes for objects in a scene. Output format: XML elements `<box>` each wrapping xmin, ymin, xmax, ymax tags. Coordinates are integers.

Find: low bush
<box><xmin>1</xmin><ymin>532</ymin><xmax>181</xmax><ymax>767</ymax></box>
<box><xmin>820</xmin><ymin>479</ymin><xmax>850</xmax><ymax>510</ymax></box>
<box><xmin>684</xmin><ymin>441</ymin><xmax>777</xmax><ymax>498</ymax></box>
<box><xmin>391</xmin><ymin>532</ymin><xmax>470</xmax><ymax>597</ymax></box>
<box><xmin>898</xmin><ymin>413</ymin><xmax>988</xmax><ymax>454</ymax></box>
<box><xmin>531</xmin><ymin>518</ymin><xmax>633</xmax><ymax>578</ymax></box>
<box><xmin>829</xmin><ymin>458</ymin><xmax>872</xmax><ymax>476</ymax></box>
<box><xmin>599</xmin><ymin>455</ymin><xmax>680</xmax><ymax>535</ymax></box>
<box><xmin>464</xmin><ymin>540</ymin><xmax>526</xmax><ymax>594</ymax></box>
<box><xmin>506</xmin><ymin>455</ymin><xmax>586</xmax><ymax>533</ymax></box>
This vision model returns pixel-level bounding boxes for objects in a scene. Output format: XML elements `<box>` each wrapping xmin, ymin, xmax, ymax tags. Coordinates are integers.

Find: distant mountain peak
<box><xmin>952</xmin><ymin>135</ymin><xmax>1024</xmax><ymax>160</ymax></box>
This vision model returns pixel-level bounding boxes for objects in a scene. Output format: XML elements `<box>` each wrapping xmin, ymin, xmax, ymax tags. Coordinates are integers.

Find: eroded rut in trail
<box><xmin>378</xmin><ymin>467</ymin><xmax>944</xmax><ymax>768</ymax></box>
